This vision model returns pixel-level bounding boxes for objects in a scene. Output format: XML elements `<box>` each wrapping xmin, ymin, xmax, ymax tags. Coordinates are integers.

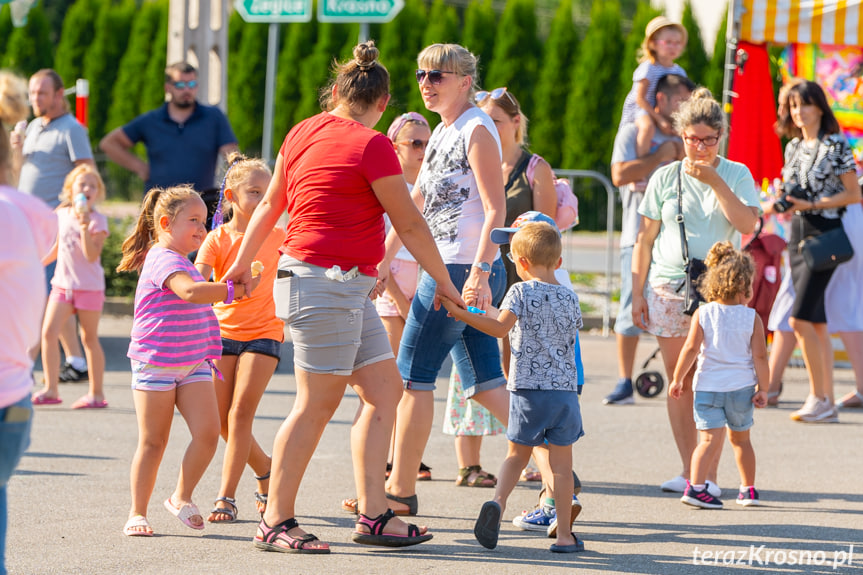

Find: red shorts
<box><xmin>49</xmin><ymin>287</ymin><xmax>105</xmax><ymax>312</ymax></box>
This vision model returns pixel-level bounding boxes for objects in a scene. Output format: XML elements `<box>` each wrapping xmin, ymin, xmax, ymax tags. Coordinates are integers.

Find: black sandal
<box><xmin>385</xmin><ymin>492</ymin><xmax>418</xmax><ymax>516</ymax></box>
<box><xmin>352</xmin><ymin>508</ymin><xmax>432</xmax><ymax>547</ymax></box>
<box><xmin>208</xmin><ymin>496</ymin><xmax>237</xmax><ymax>522</ymax></box>
<box><xmin>254</xmin><ymin>471</ymin><xmax>270</xmax><ymax>516</ymax></box>
<box><xmin>254</xmin><ymin>517</ymin><xmax>330</xmax><ymax>554</ymax></box>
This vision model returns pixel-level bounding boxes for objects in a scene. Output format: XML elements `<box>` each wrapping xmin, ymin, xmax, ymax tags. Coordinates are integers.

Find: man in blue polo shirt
<box><xmin>99</xmin><ymin>62</ymin><xmax>238</xmax><ymax>201</ymax></box>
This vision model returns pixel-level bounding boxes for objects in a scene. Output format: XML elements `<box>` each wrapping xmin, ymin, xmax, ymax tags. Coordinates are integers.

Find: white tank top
<box><xmin>416</xmin><ymin>106</ymin><xmax>502</xmax><ymax>264</ymax></box>
<box><xmin>693</xmin><ymin>302</ymin><xmax>757</xmax><ymax>392</ymax></box>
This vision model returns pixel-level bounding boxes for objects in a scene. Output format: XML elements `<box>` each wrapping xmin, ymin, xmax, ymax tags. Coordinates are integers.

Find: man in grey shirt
<box><xmin>604</xmin><ymin>74</ymin><xmax>693</xmax><ymax>405</ymax></box>
<box><xmin>11</xmin><ymin>69</ymin><xmax>94</xmax><ymax>382</ymax></box>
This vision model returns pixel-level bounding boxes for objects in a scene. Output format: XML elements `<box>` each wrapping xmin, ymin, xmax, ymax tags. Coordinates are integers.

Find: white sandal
<box><xmin>837</xmin><ymin>390</ymin><xmax>863</xmax><ymax>409</ymax></box>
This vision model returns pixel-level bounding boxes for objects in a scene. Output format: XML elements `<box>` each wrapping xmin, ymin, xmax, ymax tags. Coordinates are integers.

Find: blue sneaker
<box><xmin>512</xmin><ymin>505</ymin><xmax>554</xmax><ymax>531</ymax></box>
<box><xmin>603</xmin><ymin>378</ymin><xmax>634</xmax><ymax>405</ymax></box>
<box><xmin>681</xmin><ymin>483</ymin><xmax>723</xmax><ymax>509</ymax></box>
<box><xmin>736</xmin><ymin>487</ymin><xmax>761</xmax><ymax>507</ymax></box>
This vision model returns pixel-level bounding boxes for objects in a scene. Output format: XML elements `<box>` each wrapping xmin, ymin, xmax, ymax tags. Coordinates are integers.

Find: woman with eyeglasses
<box><xmin>223</xmin><ymin>41</ymin><xmax>462</xmax><ymax>553</ymax></box>
<box><xmin>631</xmin><ymin>87</ymin><xmax>760</xmax><ymax>498</ymax></box>
<box><xmin>385</xmin><ymin>43</ymin><xmax>510</xmax><ymax>516</ymax></box>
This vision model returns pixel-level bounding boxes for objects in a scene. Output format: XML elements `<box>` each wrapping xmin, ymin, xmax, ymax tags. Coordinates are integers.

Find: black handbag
<box><xmin>801</xmin><ymin>225</ymin><xmax>854</xmax><ymax>272</ymax></box>
<box><xmin>675</xmin><ymin>163</ymin><xmax>706</xmax><ymax>316</ymax></box>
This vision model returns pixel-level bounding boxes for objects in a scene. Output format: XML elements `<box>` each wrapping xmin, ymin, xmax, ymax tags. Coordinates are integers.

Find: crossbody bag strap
<box><xmin>505</xmin><ymin>150</ymin><xmax>532</xmax><ymax>192</ymax></box>
<box><xmin>675</xmin><ymin>161</ymin><xmax>690</xmax><ymax>265</ymax></box>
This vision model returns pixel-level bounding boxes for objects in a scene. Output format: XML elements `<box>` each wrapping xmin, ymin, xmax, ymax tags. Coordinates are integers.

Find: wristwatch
<box><xmin>473</xmin><ymin>262</ymin><xmax>492</xmax><ymax>273</ymax></box>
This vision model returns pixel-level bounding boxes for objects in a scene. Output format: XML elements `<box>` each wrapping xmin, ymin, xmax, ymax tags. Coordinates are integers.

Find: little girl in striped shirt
<box><xmin>116</xmin><ymin>185</ymin><xmax>258</xmax><ymax>537</ymax></box>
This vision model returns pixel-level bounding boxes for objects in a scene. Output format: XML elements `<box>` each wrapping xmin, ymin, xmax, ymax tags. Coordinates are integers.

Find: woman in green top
<box><xmin>631</xmin><ymin>87</ymin><xmax>760</xmax><ymax>495</ymax></box>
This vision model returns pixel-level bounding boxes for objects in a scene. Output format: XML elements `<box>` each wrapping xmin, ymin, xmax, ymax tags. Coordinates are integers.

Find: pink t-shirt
<box><xmin>52</xmin><ymin>206</ymin><xmax>108</xmax><ymax>291</ymax></box>
<box><xmin>128</xmin><ymin>246</ymin><xmax>221</xmax><ymax>367</ymax></box>
<box><xmin>0</xmin><ymin>186</ymin><xmax>57</xmax><ymax>407</ymax></box>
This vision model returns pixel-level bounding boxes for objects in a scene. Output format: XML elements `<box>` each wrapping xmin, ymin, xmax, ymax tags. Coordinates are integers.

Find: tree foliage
<box><xmin>377</xmin><ymin>0</ymin><xmax>428</xmax><ymax>131</ymax></box>
<box><xmin>54</xmin><ymin>0</ymin><xmax>102</xmax><ymax>89</ymax></box>
<box><xmin>1</xmin><ymin>2</ymin><xmax>53</xmax><ymax>76</ymax></box>
<box><xmin>706</xmin><ymin>14</ymin><xmax>728</xmax><ymax>99</ymax></box>
<box><xmin>461</xmin><ymin>0</ymin><xmax>496</xmax><ymax>81</ymax></box>
<box><xmin>139</xmin><ymin>0</ymin><xmax>168</xmax><ymax>114</ymax></box>
<box><xmin>273</xmin><ymin>20</ymin><xmax>317</xmax><ymax>154</ymax></box>
<box><xmin>230</xmin><ymin>21</ymin><xmax>269</xmax><ymax>154</ymax></box>
<box><xmin>563</xmin><ymin>0</ymin><xmax>623</xmax><ymax>170</ymax></box>
<box><xmin>295</xmin><ymin>21</ymin><xmax>354</xmax><ymax>124</ymax></box>
<box><xmin>0</xmin><ymin>6</ymin><xmax>13</xmax><ymax>58</ymax></box>
<box><xmin>485</xmin><ymin>0</ymin><xmax>541</xmax><ymax>118</ymax></box>
<box><xmin>106</xmin><ymin>0</ymin><xmax>163</xmax><ymax>133</ymax></box>
<box><xmin>677</xmin><ymin>0</ymin><xmax>710</xmax><ymax>86</ymax></box>
<box><xmin>83</xmin><ymin>0</ymin><xmax>135</xmax><ymax>143</ymax></box>
<box><xmin>531</xmin><ymin>0</ymin><xmax>578</xmax><ymax>167</ymax></box>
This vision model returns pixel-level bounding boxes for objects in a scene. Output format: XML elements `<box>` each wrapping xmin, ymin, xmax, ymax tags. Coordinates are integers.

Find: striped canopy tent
<box><xmin>739</xmin><ymin>0</ymin><xmax>863</xmax><ymax>45</ymax></box>
<box><xmin>726</xmin><ymin>0</ymin><xmax>863</xmax><ymax>184</ymax></box>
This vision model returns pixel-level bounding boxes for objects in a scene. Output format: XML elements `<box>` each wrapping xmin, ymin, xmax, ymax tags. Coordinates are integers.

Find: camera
<box><xmin>772</xmin><ymin>182</ymin><xmax>807</xmax><ymax>213</ymax></box>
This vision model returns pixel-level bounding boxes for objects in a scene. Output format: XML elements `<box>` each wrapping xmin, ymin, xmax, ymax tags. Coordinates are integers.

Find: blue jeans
<box><xmin>614</xmin><ymin>246</ymin><xmax>644</xmax><ymax>337</ymax></box>
<box><xmin>0</xmin><ymin>395</ymin><xmax>33</xmax><ymax>575</ymax></box>
<box><xmin>398</xmin><ymin>260</ymin><xmax>507</xmax><ymax>397</ymax></box>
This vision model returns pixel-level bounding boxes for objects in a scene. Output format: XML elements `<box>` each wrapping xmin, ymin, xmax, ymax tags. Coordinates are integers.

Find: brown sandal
<box><xmin>455</xmin><ymin>465</ymin><xmax>497</xmax><ymax>487</ymax></box>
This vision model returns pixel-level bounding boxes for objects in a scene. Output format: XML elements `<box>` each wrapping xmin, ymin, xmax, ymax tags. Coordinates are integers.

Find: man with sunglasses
<box><xmin>604</xmin><ymin>73</ymin><xmax>695</xmax><ymax>406</ymax></box>
<box><xmin>100</xmin><ymin>62</ymin><xmax>238</xmax><ymax>206</ymax></box>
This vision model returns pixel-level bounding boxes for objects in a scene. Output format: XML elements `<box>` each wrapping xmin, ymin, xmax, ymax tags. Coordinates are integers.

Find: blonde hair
<box><xmin>219</xmin><ymin>151</ymin><xmax>271</xmax><ymax>221</ymax></box>
<box><xmin>480</xmin><ymin>89</ymin><xmax>529</xmax><ymax>146</ymax></box>
<box><xmin>0</xmin><ymin>70</ymin><xmax>28</xmax><ymax>126</ymax></box>
<box><xmin>417</xmin><ymin>43</ymin><xmax>478</xmax><ymax>99</ymax></box>
<box><xmin>320</xmin><ymin>41</ymin><xmax>390</xmax><ymax>115</ymax></box>
<box><xmin>672</xmin><ymin>86</ymin><xmax>726</xmax><ymax>134</ymax></box>
<box><xmin>60</xmin><ymin>164</ymin><xmax>106</xmax><ymax>207</ymax></box>
<box><xmin>117</xmin><ymin>185</ymin><xmax>200</xmax><ymax>272</ymax></box>
<box><xmin>510</xmin><ymin>222</ymin><xmax>561</xmax><ymax>269</ymax></box>
<box><xmin>699</xmin><ymin>241</ymin><xmax>755</xmax><ymax>303</ymax></box>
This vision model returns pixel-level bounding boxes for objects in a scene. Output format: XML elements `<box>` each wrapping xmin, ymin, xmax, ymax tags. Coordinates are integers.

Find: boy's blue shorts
<box><xmin>507</xmin><ymin>389</ymin><xmax>584</xmax><ymax>447</ymax></box>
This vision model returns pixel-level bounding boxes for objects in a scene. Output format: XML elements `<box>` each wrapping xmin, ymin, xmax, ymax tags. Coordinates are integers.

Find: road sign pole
<box><xmin>262</xmin><ymin>22</ymin><xmax>279</xmax><ymax>164</ymax></box>
<box><xmin>359</xmin><ymin>22</ymin><xmax>369</xmax><ymax>43</ymax></box>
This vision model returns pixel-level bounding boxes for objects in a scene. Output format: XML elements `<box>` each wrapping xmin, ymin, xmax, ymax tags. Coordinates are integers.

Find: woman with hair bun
<box><xmin>224</xmin><ymin>42</ymin><xmax>460</xmax><ymax>553</ymax></box>
<box><xmin>631</xmin><ymin>87</ymin><xmax>761</xmax><ymax>496</ymax></box>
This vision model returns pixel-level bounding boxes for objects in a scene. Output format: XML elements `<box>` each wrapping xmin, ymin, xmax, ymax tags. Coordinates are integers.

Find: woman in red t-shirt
<box><xmin>225</xmin><ymin>42</ymin><xmax>462</xmax><ymax>553</ymax></box>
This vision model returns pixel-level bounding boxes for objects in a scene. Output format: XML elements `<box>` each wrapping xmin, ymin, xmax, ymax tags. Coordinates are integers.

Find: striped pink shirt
<box><xmin>128</xmin><ymin>246</ymin><xmax>221</xmax><ymax>366</ymax></box>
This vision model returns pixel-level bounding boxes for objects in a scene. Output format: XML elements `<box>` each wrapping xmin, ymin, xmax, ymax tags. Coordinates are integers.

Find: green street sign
<box><xmin>235</xmin><ymin>0</ymin><xmax>312</xmax><ymax>22</ymax></box>
<box><xmin>318</xmin><ymin>0</ymin><xmax>404</xmax><ymax>23</ymax></box>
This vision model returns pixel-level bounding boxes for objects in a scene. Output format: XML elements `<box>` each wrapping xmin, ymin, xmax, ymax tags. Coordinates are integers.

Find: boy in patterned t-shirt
<box><xmin>440</xmin><ymin>219</ymin><xmax>585</xmax><ymax>554</ymax></box>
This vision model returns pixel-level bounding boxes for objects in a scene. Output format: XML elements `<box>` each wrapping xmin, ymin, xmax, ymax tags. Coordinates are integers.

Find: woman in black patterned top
<box><xmin>774</xmin><ymin>80</ymin><xmax>861</xmax><ymax>423</ymax></box>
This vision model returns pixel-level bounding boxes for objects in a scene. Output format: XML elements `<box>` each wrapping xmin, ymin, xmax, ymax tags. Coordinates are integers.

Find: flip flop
<box><xmin>550</xmin><ymin>533</ymin><xmax>585</xmax><ymax>553</ymax></box>
<box><xmin>164</xmin><ymin>498</ymin><xmax>204</xmax><ymax>530</ymax></box>
<box><xmin>32</xmin><ymin>392</ymin><xmax>62</xmax><ymax>405</ymax></box>
<box><xmin>123</xmin><ymin>514</ymin><xmax>154</xmax><ymax>537</ymax></box>
<box><xmin>474</xmin><ymin>501</ymin><xmax>502</xmax><ymax>549</ymax></box>
<box><xmin>71</xmin><ymin>396</ymin><xmax>108</xmax><ymax>409</ymax></box>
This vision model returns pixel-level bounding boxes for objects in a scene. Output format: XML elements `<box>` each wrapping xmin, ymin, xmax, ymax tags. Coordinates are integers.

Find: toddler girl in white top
<box><xmin>34</xmin><ymin>164</ymin><xmax>109</xmax><ymax>409</ymax></box>
<box><xmin>670</xmin><ymin>241</ymin><xmax>768</xmax><ymax>509</ymax></box>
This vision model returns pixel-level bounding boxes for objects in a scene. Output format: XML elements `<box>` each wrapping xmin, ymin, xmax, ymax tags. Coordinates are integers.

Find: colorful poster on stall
<box><xmin>780</xmin><ymin>44</ymin><xmax>863</xmax><ymax>171</ymax></box>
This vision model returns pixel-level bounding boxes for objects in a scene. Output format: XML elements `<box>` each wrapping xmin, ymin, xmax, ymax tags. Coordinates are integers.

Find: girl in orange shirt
<box><xmin>195</xmin><ymin>153</ymin><xmax>285</xmax><ymax>522</ymax></box>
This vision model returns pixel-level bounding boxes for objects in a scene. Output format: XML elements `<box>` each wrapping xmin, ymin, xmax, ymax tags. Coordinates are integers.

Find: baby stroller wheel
<box><xmin>635</xmin><ymin>372</ymin><xmax>664</xmax><ymax>398</ymax></box>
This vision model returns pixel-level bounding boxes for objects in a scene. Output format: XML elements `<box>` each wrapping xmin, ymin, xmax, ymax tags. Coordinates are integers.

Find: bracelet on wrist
<box><xmin>224</xmin><ymin>279</ymin><xmax>234</xmax><ymax>304</ymax></box>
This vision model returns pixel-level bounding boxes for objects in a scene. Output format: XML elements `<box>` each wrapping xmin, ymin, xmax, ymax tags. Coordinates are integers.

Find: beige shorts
<box><xmin>645</xmin><ymin>280</ymin><xmax>692</xmax><ymax>338</ymax></box>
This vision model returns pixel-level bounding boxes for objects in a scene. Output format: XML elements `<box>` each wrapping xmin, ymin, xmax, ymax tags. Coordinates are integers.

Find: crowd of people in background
<box><xmin>1</xmin><ymin>11</ymin><xmax>862</xmax><ymax>571</ymax></box>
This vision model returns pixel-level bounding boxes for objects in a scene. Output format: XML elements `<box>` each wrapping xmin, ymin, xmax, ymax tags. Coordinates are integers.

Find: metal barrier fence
<box><xmin>554</xmin><ymin>169</ymin><xmax>616</xmax><ymax>337</ymax></box>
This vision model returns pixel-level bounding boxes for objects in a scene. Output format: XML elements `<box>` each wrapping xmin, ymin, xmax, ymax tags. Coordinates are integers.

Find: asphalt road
<box><xmin>6</xmin><ymin>315</ymin><xmax>862</xmax><ymax>575</ymax></box>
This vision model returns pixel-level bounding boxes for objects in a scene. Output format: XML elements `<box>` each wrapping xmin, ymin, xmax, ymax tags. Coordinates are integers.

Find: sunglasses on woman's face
<box><xmin>416</xmin><ymin>69</ymin><xmax>453</xmax><ymax>85</ymax></box>
<box><xmin>475</xmin><ymin>87</ymin><xmax>515</xmax><ymax>107</ymax></box>
<box><xmin>398</xmin><ymin>139</ymin><xmax>428</xmax><ymax>151</ymax></box>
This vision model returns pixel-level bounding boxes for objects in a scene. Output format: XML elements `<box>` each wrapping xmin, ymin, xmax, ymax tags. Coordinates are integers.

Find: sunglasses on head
<box><xmin>475</xmin><ymin>87</ymin><xmax>516</xmax><ymax>107</ymax></box>
<box><xmin>397</xmin><ymin>139</ymin><xmax>428</xmax><ymax>151</ymax></box>
<box><xmin>171</xmin><ymin>80</ymin><xmax>198</xmax><ymax>90</ymax></box>
<box><xmin>416</xmin><ymin>69</ymin><xmax>453</xmax><ymax>85</ymax></box>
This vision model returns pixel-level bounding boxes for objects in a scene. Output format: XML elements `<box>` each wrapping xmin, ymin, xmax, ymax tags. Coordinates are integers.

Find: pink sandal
<box><xmin>352</xmin><ymin>508</ymin><xmax>432</xmax><ymax>547</ymax></box>
<box><xmin>164</xmin><ymin>498</ymin><xmax>204</xmax><ymax>530</ymax></box>
<box><xmin>254</xmin><ymin>517</ymin><xmax>330</xmax><ymax>554</ymax></box>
